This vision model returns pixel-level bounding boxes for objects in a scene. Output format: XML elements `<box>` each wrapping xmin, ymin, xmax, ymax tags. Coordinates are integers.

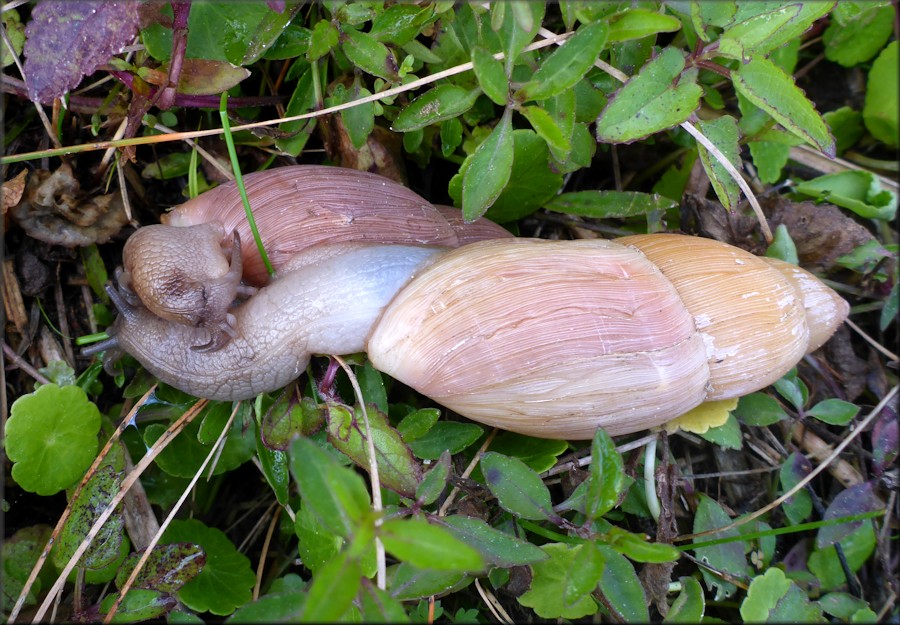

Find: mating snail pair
<box><xmin>88</xmin><ymin>166</ymin><xmax>849</xmax><ymax>439</ymax></box>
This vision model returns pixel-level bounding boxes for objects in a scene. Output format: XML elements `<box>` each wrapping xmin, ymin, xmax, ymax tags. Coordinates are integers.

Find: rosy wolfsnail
<box><xmin>91</xmin><ymin>167</ymin><xmax>849</xmax><ymax>439</ymax></box>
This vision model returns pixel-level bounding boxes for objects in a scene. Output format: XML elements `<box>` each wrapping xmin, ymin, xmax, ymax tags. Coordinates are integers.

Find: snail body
<box><xmin>103</xmin><ymin>225</ymin><xmax>848</xmax><ymax>438</ymax></box>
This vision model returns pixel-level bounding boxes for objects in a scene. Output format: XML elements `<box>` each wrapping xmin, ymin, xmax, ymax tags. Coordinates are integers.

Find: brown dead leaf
<box><xmin>2</xmin><ymin>170</ymin><xmax>28</xmax><ymax>214</ymax></box>
<box><xmin>11</xmin><ymin>163</ymin><xmax>129</xmax><ymax>246</ymax></box>
<box><xmin>320</xmin><ymin>114</ymin><xmax>408</xmax><ymax>185</ymax></box>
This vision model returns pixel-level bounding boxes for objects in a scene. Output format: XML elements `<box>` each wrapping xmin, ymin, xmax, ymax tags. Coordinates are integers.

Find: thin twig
<box><xmin>2</xmin><ymin>342</ymin><xmax>51</xmax><ymax>385</ymax></box>
<box><xmin>438</xmin><ymin>428</ymin><xmax>499</xmax><ymax>516</ymax></box>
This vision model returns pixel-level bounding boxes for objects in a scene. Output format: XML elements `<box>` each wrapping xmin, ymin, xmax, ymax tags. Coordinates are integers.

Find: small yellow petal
<box><xmin>664</xmin><ymin>398</ymin><xmax>739</xmax><ymax>434</ymax></box>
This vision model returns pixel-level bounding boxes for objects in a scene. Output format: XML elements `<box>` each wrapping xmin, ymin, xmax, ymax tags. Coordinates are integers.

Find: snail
<box><xmin>89</xmin><ymin>167</ymin><xmax>849</xmax><ymax>439</ymax></box>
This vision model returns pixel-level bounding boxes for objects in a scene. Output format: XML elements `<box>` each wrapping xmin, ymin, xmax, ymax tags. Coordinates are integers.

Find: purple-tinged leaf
<box><xmin>24</xmin><ymin>0</ymin><xmax>141</xmax><ymax>103</ymax></box>
<box><xmin>816</xmin><ymin>482</ymin><xmax>883</xmax><ymax>548</ymax></box>
<box><xmin>871</xmin><ymin>405</ymin><xmax>899</xmax><ymax>476</ymax></box>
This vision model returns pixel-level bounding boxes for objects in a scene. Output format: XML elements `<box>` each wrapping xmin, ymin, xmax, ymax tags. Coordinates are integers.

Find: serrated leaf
<box><xmin>718</xmin><ymin>3</ymin><xmax>833</xmax><ymax>61</ymax></box>
<box><xmin>379</xmin><ymin>518</ymin><xmax>484</xmax><ymax>571</ymax></box>
<box><xmin>472</xmin><ymin>46</ymin><xmax>508</xmax><ymax>106</ymax></box>
<box><xmin>596</xmin><ymin>47</ymin><xmax>702</xmax><ymax>143</ymax></box>
<box><xmin>162</xmin><ymin>519</ymin><xmax>255</xmax><ymax>616</ymax></box>
<box><xmin>517</xmin><ymin>21</ymin><xmax>608</xmax><ymax>101</ymax></box>
<box><xmin>392</xmin><ymin>85</ymin><xmax>479</xmax><ymax>132</ymax></box>
<box><xmin>289</xmin><ymin>437</ymin><xmax>370</xmax><ymax>539</ymax></box>
<box><xmin>691</xmin><ymin>1</ymin><xmax>737</xmax><ymax>41</ymax></box>
<box><xmin>794</xmin><ymin>170</ymin><xmax>897</xmax><ymax>220</ymax></box>
<box><xmin>696</xmin><ymin>413</ymin><xmax>742</xmax><ymax>450</ymax></box>
<box><xmin>740</xmin><ymin>567</ymin><xmax>792</xmax><ymax>622</ymax></box>
<box><xmin>326</xmin><ymin>403</ymin><xmax>422</xmax><ymax>497</ymax></box>
<box><xmin>437</xmin><ymin>515</ymin><xmax>548</xmax><ymax>567</ymax></box>
<box><xmin>517</xmin><ymin>543</ymin><xmax>603</xmax><ymax>619</ymax></box>
<box><xmin>665</xmin><ymin>398</ymin><xmax>737</xmax><ymax>435</ymax></box>
<box><xmin>605</xmin><ymin>8</ymin><xmax>682</xmax><ymax>42</ymax></box>
<box><xmin>462</xmin><ymin>110</ymin><xmax>514</xmax><ymax>221</ymax></box>
<box><xmin>863</xmin><ymin>41</ymin><xmax>899</xmax><ymax>148</ymax></box>
<box><xmin>342</xmin><ymin>29</ymin><xmax>398</xmax><ymax>81</ymax></box>
<box><xmin>733</xmin><ymin>57</ymin><xmax>835</xmax><ymax>156</ymax></box>
<box><xmin>545</xmin><ymin>190</ymin><xmax>676</xmax><ymax>217</ymax></box>
<box><xmin>481</xmin><ymin>452</ymin><xmax>554</xmax><ymax>521</ymax></box>
<box><xmin>696</xmin><ymin>115</ymin><xmax>741</xmax><ymax>211</ymax></box>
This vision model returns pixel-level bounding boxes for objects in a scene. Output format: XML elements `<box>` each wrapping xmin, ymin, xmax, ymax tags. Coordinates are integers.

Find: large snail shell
<box><xmin>163</xmin><ymin>166</ymin><xmax>510</xmax><ymax>286</ymax></box>
<box><xmin>367</xmin><ymin>235</ymin><xmax>848</xmax><ymax>439</ymax></box>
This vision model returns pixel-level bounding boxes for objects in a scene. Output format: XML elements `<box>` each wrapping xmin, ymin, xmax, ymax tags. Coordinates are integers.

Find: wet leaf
<box><xmin>596</xmin><ymin>47</ymin><xmax>702</xmax><ymax>143</ymax></box>
<box><xmin>100</xmin><ymin>589</ymin><xmax>175</xmax><ymax>623</ymax></box>
<box><xmin>293</xmin><ymin>503</ymin><xmax>341</xmax><ymax>575</ymax></box>
<box><xmin>369</xmin><ymin>4</ymin><xmax>436</xmax><ymax>46</ymax></box>
<box><xmin>718</xmin><ymin>3</ymin><xmax>832</xmax><ymax>61</ymax></box>
<box><xmin>342</xmin><ymin>29</ymin><xmax>398</xmax><ymax>82</ymax></box>
<box><xmin>392</xmin><ymin>85</ymin><xmax>479</xmax><ymax>132</ymax></box>
<box><xmin>24</xmin><ymin>0</ymin><xmax>141</xmax><ymax>102</ymax></box>
<box><xmin>780</xmin><ymin>452</ymin><xmax>814</xmax><ymax>526</ymax></box>
<box><xmin>696</xmin><ymin>115</ymin><xmax>741</xmax><ymax>211</ymax></box>
<box><xmin>162</xmin><ymin>519</ymin><xmax>255</xmax><ymax>616</ymax></box>
<box><xmin>665</xmin><ymin>576</ymin><xmax>705</xmax><ymax>623</ymax></box>
<box><xmin>472</xmin><ymin>46</ymin><xmax>508</xmax><ymax>106</ymax></box>
<box><xmin>481</xmin><ymin>452</ymin><xmax>554</xmax><ymax>521</ymax></box>
<box><xmin>115</xmin><ymin>543</ymin><xmax>205</xmax><ymax>593</ymax></box>
<box><xmin>545</xmin><ymin>189</ymin><xmax>676</xmax><ymax>218</ymax></box>
<box><xmin>605</xmin><ymin>8</ymin><xmax>682</xmax><ymax>42</ymax></box>
<box><xmin>307</xmin><ymin>20</ymin><xmax>339</xmax><ymax>61</ymax></box>
<box><xmin>462</xmin><ymin>109</ymin><xmax>514</xmax><ymax>221</ymax></box>
<box><xmin>415</xmin><ymin>450</ymin><xmax>450</xmax><ymax>505</ymax></box>
<box><xmin>733</xmin><ymin>57</ymin><xmax>835</xmax><ymax>156</ymax></box>
<box><xmin>7</xmin><ymin>384</ymin><xmax>101</xmax><ymax>495</ymax></box>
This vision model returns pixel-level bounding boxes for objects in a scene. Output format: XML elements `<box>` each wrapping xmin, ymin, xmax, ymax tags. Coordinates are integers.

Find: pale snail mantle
<box><xmin>94</xmin><ymin>166</ymin><xmax>849</xmax><ymax>440</ymax></box>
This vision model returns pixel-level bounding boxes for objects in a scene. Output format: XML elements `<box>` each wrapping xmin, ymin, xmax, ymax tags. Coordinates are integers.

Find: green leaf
<box><xmin>809</xmin><ymin>521</ymin><xmax>876</xmax><ymax>590</ymax></box>
<box><xmin>824</xmin><ymin>4</ymin><xmax>894</xmax><ymax>67</ymax></box>
<box><xmin>301</xmin><ymin>552</ymin><xmax>361</xmax><ymax>622</ymax></box>
<box><xmin>437</xmin><ymin>515</ymin><xmax>549</xmax><ymax>567</ymax></box>
<box><xmin>863</xmin><ymin>40</ymin><xmax>899</xmax><ymax>148</ymax></box>
<box><xmin>2</xmin><ymin>525</ymin><xmax>54</xmax><ymax>608</ymax></box>
<box><xmin>162</xmin><ymin>519</ymin><xmax>255</xmax><ymax>616</ymax></box>
<box><xmin>517</xmin><ymin>21</ymin><xmax>608</xmax><ymax>101</ymax></box>
<box><xmin>733</xmin><ymin>393</ymin><xmax>788</xmax><ymax>427</ymax></box>
<box><xmin>748</xmin><ymin>139</ymin><xmax>792</xmax><ymax>184</ymax></box>
<box><xmin>115</xmin><ymin>543</ymin><xmax>205</xmax><ymax>594</ymax></box>
<box><xmin>100</xmin><ymin>589</ymin><xmax>174</xmax><ymax>623</ymax></box>
<box><xmin>392</xmin><ymin>85</ymin><xmax>479</xmax><ymax>132</ymax></box>
<box><xmin>326</xmin><ymin>403</ymin><xmax>422</xmax><ymax>497</ymax></box>
<box><xmin>690</xmin><ymin>1</ymin><xmax>737</xmax><ymax>41</ymax></box>
<box><xmin>808</xmin><ymin>398</ymin><xmax>860</xmax><ymax>426</ymax></box>
<box><xmin>276</xmin><ymin>68</ymin><xmax>317</xmax><ymax>156</ymax></box>
<box><xmin>817</xmin><ymin>483</ymin><xmax>882</xmax><ymax>548</ymax></box>
<box><xmin>481</xmin><ymin>452</ymin><xmax>554</xmax><ymax>521</ymax></box>
<box><xmin>545</xmin><ymin>190</ymin><xmax>676</xmax><ymax>218</ymax></box>
<box><xmin>718</xmin><ymin>3</ymin><xmax>833</xmax><ymax>61</ymax></box>
<box><xmin>780</xmin><ymin>452</ymin><xmax>814</xmax><ymax>526</ymax></box>
<box><xmin>596</xmin><ymin>47</ymin><xmax>702</xmax><ymax>143</ymax></box>
<box><xmin>397</xmin><ymin>408</ymin><xmax>441</xmax><ymax>442</ymax></box>
<box><xmin>472</xmin><ymin>46</ymin><xmax>507</xmax><ymax>106</ymax></box>
<box><xmin>289</xmin><ymin>437</ymin><xmax>371</xmax><ymax>539</ymax></box>
<box><xmin>665</xmin><ymin>576</ymin><xmax>705</xmax><ymax>623</ymax></box>
<box><xmin>379</xmin><ymin>518</ymin><xmax>484</xmax><ymax>571</ymax></box>
<box><xmin>794</xmin><ymin>170</ymin><xmax>897</xmax><ymax>220</ymax></box>
<box><xmin>696</xmin><ymin>115</ymin><xmax>741</xmax><ymax>211</ymax></box>
<box><xmin>369</xmin><ymin>4</ymin><xmax>437</xmax><ymax>46</ymax></box>
<box><xmin>696</xmin><ymin>413</ymin><xmax>742</xmax><ymax>450</ymax></box>
<box><xmin>605</xmin><ymin>8</ymin><xmax>682</xmax><ymax>43</ymax></box>
<box><xmin>7</xmin><ymin>383</ymin><xmax>101</xmax><ymax>495</ymax></box>
<box><xmin>520</xmin><ymin>105</ymin><xmax>570</xmax><ymax>155</ymax></box>
<box><xmin>605</xmin><ymin>527</ymin><xmax>679</xmax><ymax>563</ymax></box>
<box><xmin>407</xmin><ymin>421</ymin><xmax>483</xmax><ymax>460</ymax></box>
<box><xmin>228</xmin><ymin>575</ymin><xmax>306</xmax><ymax>623</ymax></box>
<box><xmin>819</xmin><ymin>592</ymin><xmax>876</xmax><ymax>620</ymax></box>
<box><xmin>358</xmin><ymin>583</ymin><xmax>410</xmax><ymax>623</ymax></box>
<box><xmin>342</xmin><ymin>29</ymin><xmax>398</xmax><ymax>81</ymax></box>
<box><xmin>388</xmin><ymin>563</ymin><xmax>470</xmax><ymax>600</ymax></box>
<box><xmin>293</xmin><ymin>503</ymin><xmax>342</xmax><ymax>575</ymax></box>
<box><xmin>732</xmin><ymin>57</ymin><xmax>835</xmax><ymax>156</ymax></box>
<box><xmin>824</xmin><ymin>107</ymin><xmax>865</xmax><ymax>155</ymax></box>
<box><xmin>586</xmin><ymin>428</ymin><xmax>625</xmax><ymax>520</ymax></box>
<box><xmin>339</xmin><ymin>82</ymin><xmax>375</xmax><ymax>151</ymax></box>
<box><xmin>517</xmin><ymin>543</ymin><xmax>603</xmax><ymax>619</ymax></box>
<box><xmin>255</xmin><ymin>428</ymin><xmax>290</xmax><ymax>506</ymax></box>
<box><xmin>416</xmin><ymin>450</ymin><xmax>450</xmax><ymax>505</ymax></box>
<box><xmin>692</xmin><ymin>494</ymin><xmax>750</xmax><ymax>600</ymax></box>
<box><xmin>462</xmin><ymin>109</ymin><xmax>514</xmax><ymax>221</ymax></box>
<box><xmin>488</xmin><ymin>433</ymin><xmax>569</xmax><ymax>474</ymax></box>
<box><xmin>307</xmin><ymin>20</ymin><xmax>339</xmax><ymax>61</ymax></box>
<box><xmin>766</xmin><ymin>224</ymin><xmax>800</xmax><ymax>265</ymax></box>
<box><xmin>596</xmin><ymin>544</ymin><xmax>649</xmax><ymax>621</ymax></box>
<box><xmin>741</xmin><ymin>567</ymin><xmax>824</xmax><ymax>623</ymax></box>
